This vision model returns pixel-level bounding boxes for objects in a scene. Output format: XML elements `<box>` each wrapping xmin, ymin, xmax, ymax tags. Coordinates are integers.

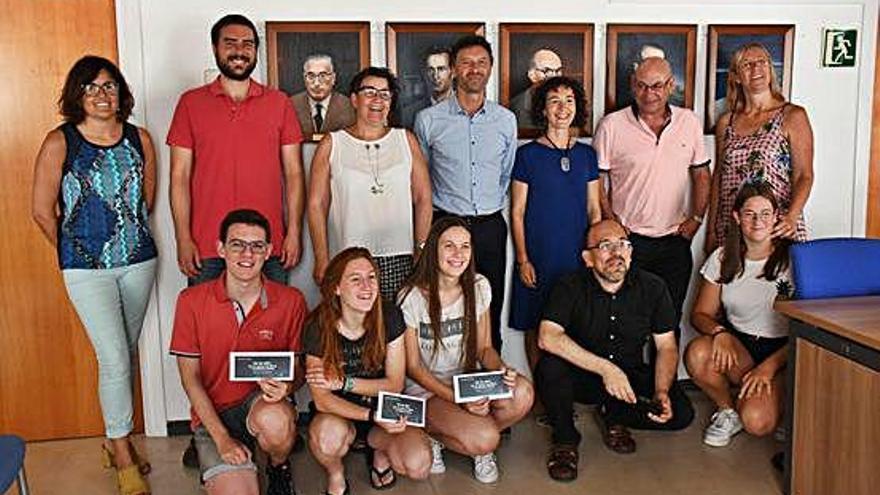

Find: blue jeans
<box><xmin>62</xmin><ymin>258</ymin><xmax>157</xmax><ymax>439</ymax></box>
<box><xmin>187</xmin><ymin>256</ymin><xmax>288</xmax><ymax>287</ymax></box>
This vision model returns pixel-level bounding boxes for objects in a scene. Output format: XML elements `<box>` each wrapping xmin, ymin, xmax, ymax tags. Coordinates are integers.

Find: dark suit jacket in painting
<box><xmin>291</xmin><ymin>91</ymin><xmax>356</xmax><ymax>140</ymax></box>
<box><xmin>509</xmin><ymin>86</ymin><xmax>537</xmax><ymax>129</ymax></box>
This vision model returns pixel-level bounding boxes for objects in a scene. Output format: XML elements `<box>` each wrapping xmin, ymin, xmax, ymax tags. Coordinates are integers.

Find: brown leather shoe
<box><xmin>594</xmin><ymin>408</ymin><xmax>636</xmax><ymax>454</ymax></box>
<box><xmin>546</xmin><ymin>444</ymin><xmax>579</xmax><ymax>482</ymax></box>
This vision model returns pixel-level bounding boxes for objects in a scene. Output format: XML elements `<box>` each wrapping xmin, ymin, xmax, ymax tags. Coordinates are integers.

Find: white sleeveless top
<box><xmin>328</xmin><ymin>128</ymin><xmax>414</xmax><ymax>257</ymax></box>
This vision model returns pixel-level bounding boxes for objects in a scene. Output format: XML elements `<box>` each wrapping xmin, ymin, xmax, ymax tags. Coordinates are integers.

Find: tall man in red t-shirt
<box><xmin>171</xmin><ymin>209</ymin><xmax>307</xmax><ymax>495</ymax></box>
<box><xmin>167</xmin><ymin>14</ymin><xmax>305</xmax><ymax>286</ymax></box>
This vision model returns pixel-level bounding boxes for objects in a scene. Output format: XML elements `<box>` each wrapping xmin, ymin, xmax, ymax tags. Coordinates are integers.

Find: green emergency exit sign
<box><xmin>822</xmin><ymin>28</ymin><xmax>857</xmax><ymax>68</ymax></box>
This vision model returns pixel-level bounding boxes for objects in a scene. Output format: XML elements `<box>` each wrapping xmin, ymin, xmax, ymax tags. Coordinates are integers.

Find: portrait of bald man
<box><xmin>291</xmin><ymin>54</ymin><xmax>356</xmax><ymax>140</ymax></box>
<box><xmin>509</xmin><ymin>48</ymin><xmax>563</xmax><ymax>128</ymax></box>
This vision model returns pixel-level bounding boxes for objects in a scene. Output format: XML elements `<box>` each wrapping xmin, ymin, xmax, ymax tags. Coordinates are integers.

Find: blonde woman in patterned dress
<box><xmin>705</xmin><ymin>43</ymin><xmax>814</xmax><ymax>255</ymax></box>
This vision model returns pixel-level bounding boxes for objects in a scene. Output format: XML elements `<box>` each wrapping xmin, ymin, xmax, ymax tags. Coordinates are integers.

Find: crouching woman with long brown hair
<box><xmin>399</xmin><ymin>217</ymin><xmax>534</xmax><ymax>484</ymax></box>
<box><xmin>304</xmin><ymin>247</ymin><xmax>431</xmax><ymax>495</ymax></box>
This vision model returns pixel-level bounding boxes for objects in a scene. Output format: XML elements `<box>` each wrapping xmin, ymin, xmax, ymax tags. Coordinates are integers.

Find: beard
<box><xmin>216</xmin><ymin>54</ymin><xmax>256</xmax><ymax>81</ymax></box>
<box><xmin>595</xmin><ymin>256</ymin><xmax>628</xmax><ymax>284</ymax></box>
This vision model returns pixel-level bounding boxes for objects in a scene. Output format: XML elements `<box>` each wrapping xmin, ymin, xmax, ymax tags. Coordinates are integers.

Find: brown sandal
<box><xmin>546</xmin><ymin>445</ymin><xmax>579</xmax><ymax>482</ymax></box>
<box><xmin>601</xmin><ymin>424</ymin><xmax>636</xmax><ymax>454</ymax></box>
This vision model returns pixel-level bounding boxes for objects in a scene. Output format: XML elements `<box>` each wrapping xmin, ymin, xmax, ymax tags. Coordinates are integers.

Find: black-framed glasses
<box><xmin>586</xmin><ymin>239</ymin><xmax>633</xmax><ymax>253</ymax></box>
<box><xmin>226</xmin><ymin>239</ymin><xmax>268</xmax><ymax>255</ymax></box>
<box><xmin>356</xmin><ymin>86</ymin><xmax>393</xmax><ymax>101</ymax></box>
<box><xmin>534</xmin><ymin>66</ymin><xmax>562</xmax><ymax>77</ymax></box>
<box><xmin>82</xmin><ymin>81</ymin><xmax>119</xmax><ymax>97</ymax></box>
<box><xmin>634</xmin><ymin>77</ymin><xmax>671</xmax><ymax>93</ymax></box>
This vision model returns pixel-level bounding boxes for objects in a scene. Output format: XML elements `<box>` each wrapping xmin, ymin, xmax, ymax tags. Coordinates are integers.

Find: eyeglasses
<box><xmin>587</xmin><ymin>239</ymin><xmax>633</xmax><ymax>253</ymax></box>
<box><xmin>738</xmin><ymin>58</ymin><xmax>769</xmax><ymax>71</ymax></box>
<box><xmin>534</xmin><ymin>66</ymin><xmax>562</xmax><ymax>77</ymax></box>
<box><xmin>740</xmin><ymin>210</ymin><xmax>775</xmax><ymax>223</ymax></box>
<box><xmin>356</xmin><ymin>86</ymin><xmax>393</xmax><ymax>101</ymax></box>
<box><xmin>634</xmin><ymin>77</ymin><xmax>671</xmax><ymax>94</ymax></box>
<box><xmin>305</xmin><ymin>71</ymin><xmax>334</xmax><ymax>83</ymax></box>
<box><xmin>82</xmin><ymin>81</ymin><xmax>119</xmax><ymax>97</ymax></box>
<box><xmin>226</xmin><ymin>239</ymin><xmax>268</xmax><ymax>255</ymax></box>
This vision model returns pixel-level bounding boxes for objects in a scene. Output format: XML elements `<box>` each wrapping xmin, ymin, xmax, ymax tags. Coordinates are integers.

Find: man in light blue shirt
<box><xmin>415</xmin><ymin>35</ymin><xmax>518</xmax><ymax>353</ymax></box>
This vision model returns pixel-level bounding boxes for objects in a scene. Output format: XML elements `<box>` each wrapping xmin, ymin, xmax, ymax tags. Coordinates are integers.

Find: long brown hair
<box><xmin>399</xmin><ymin>217</ymin><xmax>479</xmax><ymax>371</ymax></box>
<box><xmin>719</xmin><ymin>182</ymin><xmax>790</xmax><ymax>283</ymax></box>
<box><xmin>725</xmin><ymin>43</ymin><xmax>786</xmax><ymax>115</ymax></box>
<box><xmin>307</xmin><ymin>247</ymin><xmax>386</xmax><ymax>380</ymax></box>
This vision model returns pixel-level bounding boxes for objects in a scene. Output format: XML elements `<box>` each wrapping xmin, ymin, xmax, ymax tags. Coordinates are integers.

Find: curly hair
<box><xmin>529</xmin><ymin>76</ymin><xmax>588</xmax><ymax>131</ymax></box>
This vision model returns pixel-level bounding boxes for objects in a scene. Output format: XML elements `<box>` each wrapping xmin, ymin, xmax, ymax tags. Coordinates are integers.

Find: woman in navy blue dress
<box><xmin>510</xmin><ymin>76</ymin><xmax>601</xmax><ymax>370</ymax></box>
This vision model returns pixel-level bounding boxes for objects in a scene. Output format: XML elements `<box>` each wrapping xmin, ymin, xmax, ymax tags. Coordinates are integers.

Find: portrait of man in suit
<box><xmin>508</xmin><ymin>48</ymin><xmax>563</xmax><ymax>129</ymax></box>
<box><xmin>291</xmin><ymin>54</ymin><xmax>356</xmax><ymax>140</ymax></box>
<box><xmin>398</xmin><ymin>46</ymin><xmax>454</xmax><ymax>128</ymax></box>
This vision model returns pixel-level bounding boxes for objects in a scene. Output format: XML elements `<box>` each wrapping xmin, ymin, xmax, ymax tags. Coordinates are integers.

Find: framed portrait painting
<box><xmin>499</xmin><ymin>23</ymin><xmax>594</xmax><ymax>137</ymax></box>
<box><xmin>266</xmin><ymin>21</ymin><xmax>370</xmax><ymax>141</ymax></box>
<box><xmin>605</xmin><ymin>24</ymin><xmax>696</xmax><ymax>114</ymax></box>
<box><xmin>386</xmin><ymin>22</ymin><xmax>485</xmax><ymax>129</ymax></box>
<box><xmin>705</xmin><ymin>25</ymin><xmax>794</xmax><ymax>132</ymax></box>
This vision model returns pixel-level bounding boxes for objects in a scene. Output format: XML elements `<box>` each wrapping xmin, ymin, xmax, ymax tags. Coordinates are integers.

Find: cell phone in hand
<box><xmin>635</xmin><ymin>395</ymin><xmax>664</xmax><ymax>416</ymax></box>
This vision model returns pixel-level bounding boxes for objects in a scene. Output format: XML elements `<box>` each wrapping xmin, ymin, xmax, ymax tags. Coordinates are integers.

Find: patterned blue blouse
<box><xmin>57</xmin><ymin>122</ymin><xmax>157</xmax><ymax>269</ymax></box>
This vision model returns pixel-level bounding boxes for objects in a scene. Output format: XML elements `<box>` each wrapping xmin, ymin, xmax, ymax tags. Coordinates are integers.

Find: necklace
<box><xmin>363</xmin><ymin>143</ymin><xmax>385</xmax><ymax>195</ymax></box>
<box><xmin>545</xmin><ymin>133</ymin><xmax>572</xmax><ymax>172</ymax></box>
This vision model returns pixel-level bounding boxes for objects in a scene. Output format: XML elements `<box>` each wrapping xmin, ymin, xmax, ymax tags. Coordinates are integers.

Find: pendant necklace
<box><xmin>363</xmin><ymin>143</ymin><xmax>385</xmax><ymax>195</ymax></box>
<box><xmin>545</xmin><ymin>133</ymin><xmax>572</xmax><ymax>172</ymax></box>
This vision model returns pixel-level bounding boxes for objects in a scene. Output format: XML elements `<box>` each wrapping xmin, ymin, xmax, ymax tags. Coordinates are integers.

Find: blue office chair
<box><xmin>0</xmin><ymin>435</ymin><xmax>29</xmax><ymax>495</ymax></box>
<box><xmin>790</xmin><ymin>237</ymin><xmax>880</xmax><ymax>299</ymax></box>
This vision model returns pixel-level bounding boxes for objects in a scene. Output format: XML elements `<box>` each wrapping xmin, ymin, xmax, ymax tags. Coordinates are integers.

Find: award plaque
<box><xmin>229</xmin><ymin>352</ymin><xmax>295</xmax><ymax>382</ymax></box>
<box><xmin>453</xmin><ymin>370</ymin><xmax>513</xmax><ymax>403</ymax></box>
<box><xmin>375</xmin><ymin>391</ymin><xmax>426</xmax><ymax>427</ymax></box>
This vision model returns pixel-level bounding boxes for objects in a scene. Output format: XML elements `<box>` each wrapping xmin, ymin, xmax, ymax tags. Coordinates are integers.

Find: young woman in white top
<box><xmin>399</xmin><ymin>217</ymin><xmax>534</xmax><ymax>483</ymax></box>
<box><xmin>685</xmin><ymin>182</ymin><xmax>794</xmax><ymax>448</ymax></box>
<box><xmin>308</xmin><ymin>67</ymin><xmax>432</xmax><ymax>301</ymax></box>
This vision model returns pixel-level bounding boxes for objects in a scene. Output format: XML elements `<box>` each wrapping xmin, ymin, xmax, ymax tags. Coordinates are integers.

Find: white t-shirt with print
<box><xmin>701</xmin><ymin>247</ymin><xmax>794</xmax><ymax>339</ymax></box>
<box><xmin>400</xmin><ymin>275</ymin><xmax>492</xmax><ymax>398</ymax></box>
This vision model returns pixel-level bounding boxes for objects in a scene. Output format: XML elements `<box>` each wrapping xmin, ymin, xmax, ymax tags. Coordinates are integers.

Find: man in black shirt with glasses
<box><xmin>535</xmin><ymin>219</ymin><xmax>694</xmax><ymax>482</ymax></box>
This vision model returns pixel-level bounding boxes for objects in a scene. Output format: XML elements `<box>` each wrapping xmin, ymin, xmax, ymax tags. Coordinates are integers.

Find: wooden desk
<box><xmin>775</xmin><ymin>296</ymin><xmax>880</xmax><ymax>495</ymax></box>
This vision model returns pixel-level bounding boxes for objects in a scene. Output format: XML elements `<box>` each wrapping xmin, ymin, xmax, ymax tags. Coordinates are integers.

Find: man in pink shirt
<box><xmin>168</xmin><ymin>14</ymin><xmax>305</xmax><ymax>287</ymax></box>
<box><xmin>594</xmin><ymin>57</ymin><xmax>710</xmax><ymax>342</ymax></box>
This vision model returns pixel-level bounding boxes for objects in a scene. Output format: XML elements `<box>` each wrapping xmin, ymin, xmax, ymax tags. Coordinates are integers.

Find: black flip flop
<box><xmin>367</xmin><ymin>448</ymin><xmax>397</xmax><ymax>490</ymax></box>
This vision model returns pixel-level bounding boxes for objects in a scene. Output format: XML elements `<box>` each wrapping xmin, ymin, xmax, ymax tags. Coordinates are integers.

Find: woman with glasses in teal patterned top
<box><xmin>32</xmin><ymin>55</ymin><xmax>157</xmax><ymax>495</ymax></box>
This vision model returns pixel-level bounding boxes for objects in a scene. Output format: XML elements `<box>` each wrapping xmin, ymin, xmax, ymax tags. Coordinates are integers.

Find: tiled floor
<box><xmin>9</xmin><ymin>392</ymin><xmax>784</xmax><ymax>495</ymax></box>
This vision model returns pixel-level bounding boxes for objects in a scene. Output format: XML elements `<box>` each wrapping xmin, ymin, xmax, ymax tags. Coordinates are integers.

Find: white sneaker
<box><xmin>472</xmin><ymin>452</ymin><xmax>499</xmax><ymax>483</ymax></box>
<box><xmin>703</xmin><ymin>408</ymin><xmax>744</xmax><ymax>447</ymax></box>
<box><xmin>429</xmin><ymin>438</ymin><xmax>446</xmax><ymax>474</ymax></box>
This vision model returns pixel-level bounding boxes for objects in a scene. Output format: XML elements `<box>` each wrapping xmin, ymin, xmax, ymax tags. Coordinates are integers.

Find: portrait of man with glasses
<box><xmin>291</xmin><ymin>53</ymin><xmax>356</xmax><ymax>140</ymax></box>
<box><xmin>508</xmin><ymin>48</ymin><xmax>564</xmax><ymax>129</ymax></box>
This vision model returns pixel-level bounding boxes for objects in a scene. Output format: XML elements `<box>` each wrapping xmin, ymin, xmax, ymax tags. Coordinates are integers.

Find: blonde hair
<box><xmin>725</xmin><ymin>43</ymin><xmax>785</xmax><ymax>114</ymax></box>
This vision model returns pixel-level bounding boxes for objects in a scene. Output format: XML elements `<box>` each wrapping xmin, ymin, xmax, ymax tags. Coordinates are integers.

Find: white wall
<box><xmin>117</xmin><ymin>0</ymin><xmax>879</xmax><ymax>435</ymax></box>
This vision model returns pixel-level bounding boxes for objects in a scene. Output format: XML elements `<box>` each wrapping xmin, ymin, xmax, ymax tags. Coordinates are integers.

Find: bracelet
<box><xmin>342</xmin><ymin>376</ymin><xmax>355</xmax><ymax>393</ymax></box>
<box><xmin>712</xmin><ymin>326</ymin><xmax>729</xmax><ymax>337</ymax></box>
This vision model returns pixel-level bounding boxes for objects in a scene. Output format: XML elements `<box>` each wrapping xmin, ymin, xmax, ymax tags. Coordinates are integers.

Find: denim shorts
<box><xmin>193</xmin><ymin>392</ymin><xmax>261</xmax><ymax>482</ymax></box>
